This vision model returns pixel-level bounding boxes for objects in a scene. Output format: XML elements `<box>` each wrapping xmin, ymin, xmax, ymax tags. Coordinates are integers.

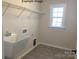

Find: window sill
<box><xmin>48</xmin><ymin>25</ymin><xmax>65</xmax><ymax>30</ymax></box>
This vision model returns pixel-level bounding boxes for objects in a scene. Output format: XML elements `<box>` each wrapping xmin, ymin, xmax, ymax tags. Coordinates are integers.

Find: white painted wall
<box><xmin>39</xmin><ymin>0</ymin><xmax>77</xmax><ymax>49</ymax></box>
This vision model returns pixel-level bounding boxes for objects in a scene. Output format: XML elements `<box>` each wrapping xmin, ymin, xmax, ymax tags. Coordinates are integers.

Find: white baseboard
<box><xmin>39</xmin><ymin>42</ymin><xmax>75</xmax><ymax>51</ymax></box>
<box><xmin>16</xmin><ymin>43</ymin><xmax>39</xmax><ymax>59</ymax></box>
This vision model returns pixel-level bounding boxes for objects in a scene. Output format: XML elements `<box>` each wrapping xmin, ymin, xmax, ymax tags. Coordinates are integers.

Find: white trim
<box><xmin>16</xmin><ymin>43</ymin><xmax>39</xmax><ymax>59</ymax></box>
<box><xmin>39</xmin><ymin>42</ymin><xmax>75</xmax><ymax>51</ymax></box>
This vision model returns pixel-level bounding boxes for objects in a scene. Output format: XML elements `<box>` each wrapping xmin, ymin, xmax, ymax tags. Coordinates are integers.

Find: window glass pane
<box><xmin>53</xmin><ymin>12</ymin><xmax>58</xmax><ymax>17</ymax></box>
<box><xmin>56</xmin><ymin>23</ymin><xmax>62</xmax><ymax>27</ymax></box>
<box><xmin>58</xmin><ymin>12</ymin><xmax>63</xmax><ymax>17</ymax></box>
<box><xmin>52</xmin><ymin>18</ymin><xmax>57</xmax><ymax>26</ymax></box>
<box><xmin>52</xmin><ymin>18</ymin><xmax>63</xmax><ymax>27</ymax></box>
<box><xmin>57</xmin><ymin>18</ymin><xmax>62</xmax><ymax>23</ymax></box>
<box><xmin>53</xmin><ymin>18</ymin><xmax>58</xmax><ymax>23</ymax></box>
<box><xmin>58</xmin><ymin>7</ymin><xmax>64</xmax><ymax>12</ymax></box>
<box><xmin>52</xmin><ymin>22</ymin><xmax>62</xmax><ymax>27</ymax></box>
<box><xmin>53</xmin><ymin>8</ymin><xmax>58</xmax><ymax>13</ymax></box>
<box><xmin>52</xmin><ymin>7</ymin><xmax>64</xmax><ymax>17</ymax></box>
<box><xmin>53</xmin><ymin>18</ymin><xmax>62</xmax><ymax>23</ymax></box>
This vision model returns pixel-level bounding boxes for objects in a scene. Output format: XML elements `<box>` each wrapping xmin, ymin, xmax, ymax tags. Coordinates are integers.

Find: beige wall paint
<box><xmin>39</xmin><ymin>0</ymin><xmax>77</xmax><ymax>49</ymax></box>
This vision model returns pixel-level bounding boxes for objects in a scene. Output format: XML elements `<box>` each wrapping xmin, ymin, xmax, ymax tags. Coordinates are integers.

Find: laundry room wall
<box><xmin>39</xmin><ymin>0</ymin><xmax>77</xmax><ymax>49</ymax></box>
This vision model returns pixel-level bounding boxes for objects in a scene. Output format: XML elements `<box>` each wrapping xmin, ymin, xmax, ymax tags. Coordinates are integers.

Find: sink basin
<box><xmin>4</xmin><ymin>33</ymin><xmax>17</xmax><ymax>43</ymax></box>
<box><xmin>4</xmin><ymin>32</ymin><xmax>31</xmax><ymax>43</ymax></box>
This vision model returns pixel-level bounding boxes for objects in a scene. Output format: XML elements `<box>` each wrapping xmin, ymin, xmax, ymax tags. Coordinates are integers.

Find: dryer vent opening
<box><xmin>33</xmin><ymin>39</ymin><xmax>36</xmax><ymax>46</ymax></box>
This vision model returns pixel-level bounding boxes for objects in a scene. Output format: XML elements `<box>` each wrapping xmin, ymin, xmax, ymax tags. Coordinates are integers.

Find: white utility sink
<box><xmin>4</xmin><ymin>33</ymin><xmax>30</xmax><ymax>43</ymax></box>
<box><xmin>4</xmin><ymin>33</ymin><xmax>17</xmax><ymax>43</ymax></box>
<box><xmin>4</xmin><ymin>33</ymin><xmax>30</xmax><ymax>58</ymax></box>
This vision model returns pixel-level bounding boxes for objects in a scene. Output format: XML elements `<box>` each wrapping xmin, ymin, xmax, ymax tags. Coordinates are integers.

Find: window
<box><xmin>49</xmin><ymin>4</ymin><xmax>65</xmax><ymax>28</ymax></box>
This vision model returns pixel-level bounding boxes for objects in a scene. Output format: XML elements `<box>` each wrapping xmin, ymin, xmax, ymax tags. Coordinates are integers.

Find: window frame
<box><xmin>49</xmin><ymin>4</ymin><xmax>66</xmax><ymax>29</ymax></box>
